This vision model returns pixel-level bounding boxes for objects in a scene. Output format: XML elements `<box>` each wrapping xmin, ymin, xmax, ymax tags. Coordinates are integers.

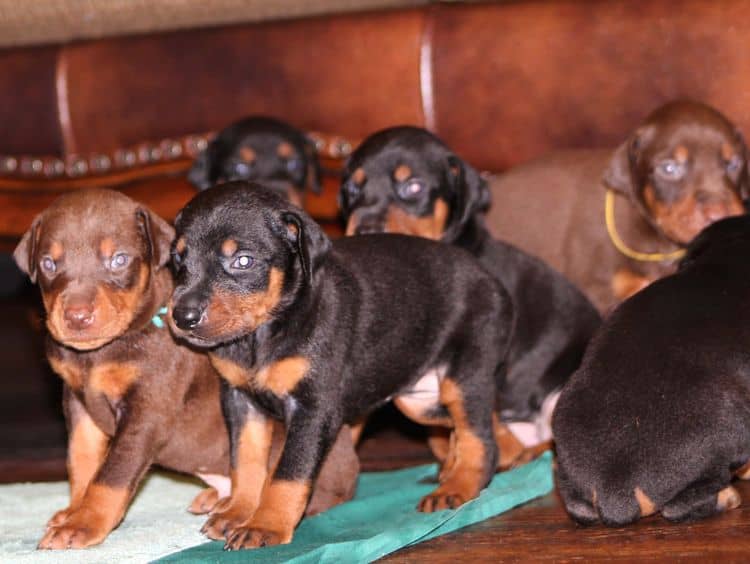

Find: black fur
<box><xmin>169</xmin><ymin>182</ymin><xmax>514</xmax><ymax>547</ymax></box>
<box><xmin>188</xmin><ymin>116</ymin><xmax>321</xmax><ymax>196</ymax></box>
<box><xmin>553</xmin><ymin>214</ymin><xmax>750</xmax><ymax>526</ymax></box>
<box><xmin>340</xmin><ymin>126</ymin><xmax>601</xmax><ymax>425</ymax></box>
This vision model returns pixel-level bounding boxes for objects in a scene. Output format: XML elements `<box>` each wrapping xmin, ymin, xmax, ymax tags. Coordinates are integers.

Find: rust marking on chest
<box><xmin>90</xmin><ymin>362</ymin><xmax>140</xmax><ymax>400</ymax></box>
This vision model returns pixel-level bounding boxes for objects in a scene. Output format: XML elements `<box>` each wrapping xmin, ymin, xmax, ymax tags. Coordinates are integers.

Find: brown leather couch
<box><xmin>2</xmin><ymin>0</ymin><xmax>750</xmax><ymax>247</ymax></box>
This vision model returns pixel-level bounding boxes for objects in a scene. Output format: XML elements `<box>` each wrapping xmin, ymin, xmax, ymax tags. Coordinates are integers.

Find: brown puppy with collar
<box><xmin>15</xmin><ymin>189</ymin><xmax>357</xmax><ymax>549</ymax></box>
<box><xmin>487</xmin><ymin>100</ymin><xmax>748</xmax><ymax>312</ymax></box>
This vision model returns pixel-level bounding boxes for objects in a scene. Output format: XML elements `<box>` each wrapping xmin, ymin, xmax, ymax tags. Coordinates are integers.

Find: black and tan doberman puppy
<box><xmin>188</xmin><ymin>116</ymin><xmax>321</xmax><ymax>207</ymax></box>
<box><xmin>553</xmin><ymin>214</ymin><xmax>750</xmax><ymax>526</ymax></box>
<box><xmin>487</xmin><ymin>100</ymin><xmax>748</xmax><ymax>312</ymax></box>
<box><xmin>340</xmin><ymin>126</ymin><xmax>601</xmax><ymax>468</ymax></box>
<box><xmin>15</xmin><ymin>189</ymin><xmax>357</xmax><ymax>549</ymax></box>
<box><xmin>169</xmin><ymin>182</ymin><xmax>512</xmax><ymax>549</ymax></box>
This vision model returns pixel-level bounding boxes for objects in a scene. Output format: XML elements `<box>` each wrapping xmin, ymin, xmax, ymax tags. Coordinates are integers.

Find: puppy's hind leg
<box><xmin>662</xmin><ymin>476</ymin><xmax>740</xmax><ymax>522</ymax></box>
<box><xmin>555</xmin><ymin>464</ymin><xmax>599</xmax><ymax>525</ymax></box>
<box><xmin>418</xmin><ymin>374</ymin><xmax>498</xmax><ymax>512</ymax></box>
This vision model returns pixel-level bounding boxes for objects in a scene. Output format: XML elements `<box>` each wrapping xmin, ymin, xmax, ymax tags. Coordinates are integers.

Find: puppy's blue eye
<box><xmin>286</xmin><ymin>158</ymin><xmax>302</xmax><ymax>173</ymax></box>
<box><xmin>727</xmin><ymin>155</ymin><xmax>743</xmax><ymax>174</ymax></box>
<box><xmin>231</xmin><ymin>255</ymin><xmax>254</xmax><ymax>270</ymax></box>
<box><xmin>40</xmin><ymin>256</ymin><xmax>56</xmax><ymax>273</ymax></box>
<box><xmin>232</xmin><ymin>161</ymin><xmax>252</xmax><ymax>177</ymax></box>
<box><xmin>656</xmin><ymin>160</ymin><xmax>685</xmax><ymax>180</ymax></box>
<box><xmin>397</xmin><ymin>179</ymin><xmax>426</xmax><ymax>200</ymax></box>
<box><xmin>109</xmin><ymin>252</ymin><xmax>129</xmax><ymax>270</ymax></box>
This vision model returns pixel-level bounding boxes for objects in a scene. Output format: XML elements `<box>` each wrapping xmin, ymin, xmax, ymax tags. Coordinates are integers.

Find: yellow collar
<box><xmin>605</xmin><ymin>189</ymin><xmax>686</xmax><ymax>262</ymax></box>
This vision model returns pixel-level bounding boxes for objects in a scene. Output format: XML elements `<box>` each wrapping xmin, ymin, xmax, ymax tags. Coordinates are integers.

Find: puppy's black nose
<box><xmin>172</xmin><ymin>304</ymin><xmax>203</xmax><ymax>330</ymax></box>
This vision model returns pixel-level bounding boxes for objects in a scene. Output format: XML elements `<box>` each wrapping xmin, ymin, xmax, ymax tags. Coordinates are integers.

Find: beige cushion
<box><xmin>0</xmin><ymin>0</ymin><xmax>426</xmax><ymax>48</ymax></box>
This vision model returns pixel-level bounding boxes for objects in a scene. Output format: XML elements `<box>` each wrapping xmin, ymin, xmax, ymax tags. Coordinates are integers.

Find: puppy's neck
<box><xmin>451</xmin><ymin>214</ymin><xmax>491</xmax><ymax>254</ymax></box>
<box><xmin>127</xmin><ymin>266</ymin><xmax>174</xmax><ymax>336</ymax></box>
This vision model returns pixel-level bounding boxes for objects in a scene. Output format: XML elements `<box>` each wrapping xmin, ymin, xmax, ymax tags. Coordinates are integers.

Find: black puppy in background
<box><xmin>188</xmin><ymin>116</ymin><xmax>321</xmax><ymax>206</ymax></box>
<box><xmin>340</xmin><ymin>126</ymin><xmax>601</xmax><ymax>468</ymax></box>
<box><xmin>553</xmin><ymin>214</ymin><xmax>750</xmax><ymax>526</ymax></box>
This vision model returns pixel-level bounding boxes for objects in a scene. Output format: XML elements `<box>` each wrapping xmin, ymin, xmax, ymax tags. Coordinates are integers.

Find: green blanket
<box><xmin>158</xmin><ymin>452</ymin><xmax>553</xmax><ymax>563</ymax></box>
<box><xmin>0</xmin><ymin>453</ymin><xmax>552</xmax><ymax>563</ymax></box>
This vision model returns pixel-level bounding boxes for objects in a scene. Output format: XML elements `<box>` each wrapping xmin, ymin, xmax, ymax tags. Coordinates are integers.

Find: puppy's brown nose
<box><xmin>64</xmin><ymin>304</ymin><xmax>94</xmax><ymax>330</ymax></box>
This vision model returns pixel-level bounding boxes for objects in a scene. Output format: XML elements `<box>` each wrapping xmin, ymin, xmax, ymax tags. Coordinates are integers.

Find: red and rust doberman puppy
<box><xmin>188</xmin><ymin>116</ymin><xmax>321</xmax><ymax>207</ymax></box>
<box><xmin>487</xmin><ymin>100</ymin><xmax>748</xmax><ymax>312</ymax></box>
<box><xmin>169</xmin><ymin>182</ymin><xmax>512</xmax><ymax>549</ymax></box>
<box><xmin>339</xmin><ymin>126</ymin><xmax>601</xmax><ymax>470</ymax></box>
<box><xmin>553</xmin><ymin>215</ymin><xmax>750</xmax><ymax>526</ymax></box>
<box><xmin>14</xmin><ymin>188</ymin><xmax>357</xmax><ymax>549</ymax></box>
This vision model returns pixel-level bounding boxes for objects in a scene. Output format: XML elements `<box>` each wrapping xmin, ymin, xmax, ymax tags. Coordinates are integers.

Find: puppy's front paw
<box><xmin>38</xmin><ymin>508</ymin><xmax>110</xmax><ymax>549</ymax></box>
<box><xmin>45</xmin><ymin>506</ymin><xmax>73</xmax><ymax>529</ymax></box>
<box><xmin>201</xmin><ymin>502</ymin><xmax>255</xmax><ymax>541</ymax></box>
<box><xmin>189</xmin><ymin>487</ymin><xmax>222</xmax><ymax>515</ymax></box>
<box><xmin>418</xmin><ymin>490</ymin><xmax>468</xmax><ymax>512</ymax></box>
<box><xmin>224</xmin><ymin>522</ymin><xmax>293</xmax><ymax>550</ymax></box>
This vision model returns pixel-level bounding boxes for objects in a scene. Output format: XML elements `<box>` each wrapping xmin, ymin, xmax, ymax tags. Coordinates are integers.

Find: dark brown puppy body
<box><xmin>553</xmin><ymin>215</ymin><xmax>750</xmax><ymax>526</ymax></box>
<box><xmin>487</xmin><ymin>100</ymin><xmax>748</xmax><ymax>312</ymax></box>
<box><xmin>15</xmin><ymin>189</ymin><xmax>357</xmax><ymax>550</ymax></box>
<box><xmin>188</xmin><ymin>116</ymin><xmax>321</xmax><ymax>206</ymax></box>
<box><xmin>169</xmin><ymin>183</ymin><xmax>512</xmax><ymax>549</ymax></box>
<box><xmin>340</xmin><ymin>127</ymin><xmax>601</xmax><ymax>469</ymax></box>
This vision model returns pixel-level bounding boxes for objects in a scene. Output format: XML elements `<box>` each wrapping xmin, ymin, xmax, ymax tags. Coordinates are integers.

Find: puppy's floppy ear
<box><xmin>13</xmin><ymin>215</ymin><xmax>42</xmax><ymax>283</ymax></box>
<box><xmin>136</xmin><ymin>207</ymin><xmax>175</xmax><ymax>269</ymax></box>
<box><xmin>304</xmin><ymin>137</ymin><xmax>322</xmax><ymax>194</ymax></box>
<box><xmin>443</xmin><ymin>155</ymin><xmax>491</xmax><ymax>242</ymax></box>
<box><xmin>187</xmin><ymin>147</ymin><xmax>213</xmax><ymax>191</ymax></box>
<box><xmin>279</xmin><ymin>209</ymin><xmax>331</xmax><ymax>282</ymax></box>
<box><xmin>603</xmin><ymin>125</ymin><xmax>654</xmax><ymax>196</ymax></box>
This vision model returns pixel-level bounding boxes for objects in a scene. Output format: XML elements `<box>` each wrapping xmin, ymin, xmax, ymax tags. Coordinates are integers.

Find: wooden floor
<box><xmin>3</xmin><ymin>285</ymin><xmax>750</xmax><ymax>562</ymax></box>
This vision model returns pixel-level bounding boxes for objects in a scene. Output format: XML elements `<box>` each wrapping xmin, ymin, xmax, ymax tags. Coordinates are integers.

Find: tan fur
<box><xmin>39</xmin><ymin>484</ymin><xmax>130</xmax><ymax>549</ymax></box>
<box><xmin>47</xmin><ymin>263</ymin><xmax>150</xmax><ymax>351</ymax></box>
<box><xmin>90</xmin><ymin>362</ymin><xmax>140</xmax><ymax>400</ymax></box>
<box><xmin>420</xmin><ymin>378</ymin><xmax>487</xmax><ymax>509</ymax></box>
<box><xmin>611</xmin><ymin>267</ymin><xmax>652</xmax><ymax>301</ymax></box>
<box><xmin>673</xmin><ymin>145</ymin><xmax>689</xmax><ymax>163</ymax></box>
<box><xmin>247</xmin><ymin>480</ymin><xmax>311</xmax><ymax>543</ymax></box>
<box><xmin>717</xmin><ymin>486</ymin><xmax>742</xmax><ymax>511</ymax></box>
<box><xmin>175</xmin><ymin>236</ymin><xmax>186</xmax><ymax>254</ymax></box>
<box><xmin>634</xmin><ymin>486</ymin><xmax>656</xmax><ymax>517</ymax></box>
<box><xmin>256</xmin><ymin>356</ymin><xmax>309</xmax><ymax>396</ymax></box>
<box><xmin>208</xmin><ymin>354</ymin><xmax>249</xmax><ymax>388</ymax></box>
<box><xmin>221</xmin><ymin>239</ymin><xmax>238</xmax><ymax>257</ymax></box>
<box><xmin>384</xmin><ymin>198</ymin><xmax>450</xmax><ymax>241</ymax></box>
<box><xmin>208</xmin><ymin>354</ymin><xmax>309</xmax><ymax>396</ymax></box>
<box><xmin>48</xmin><ymin>357</ymin><xmax>83</xmax><ymax>390</ymax></box>
<box><xmin>394</xmin><ymin>164</ymin><xmax>412</xmax><ymax>182</ymax></box>
<box><xmin>49</xmin><ymin>241</ymin><xmax>64</xmax><ymax>260</ymax></box>
<box><xmin>66</xmin><ymin>413</ymin><xmax>109</xmax><ymax>509</ymax></box>
<box><xmin>277</xmin><ymin>142</ymin><xmax>294</xmax><ymax>158</ymax></box>
<box><xmin>352</xmin><ymin>167</ymin><xmax>366</xmax><ymax>185</ymax></box>
<box><xmin>202</xmin><ymin>267</ymin><xmax>283</xmax><ymax>339</ymax></box>
<box><xmin>722</xmin><ymin>142</ymin><xmax>735</xmax><ymax>161</ymax></box>
<box><xmin>99</xmin><ymin>237</ymin><xmax>115</xmax><ymax>258</ymax></box>
<box><xmin>239</xmin><ymin>146</ymin><xmax>256</xmax><ymax>163</ymax></box>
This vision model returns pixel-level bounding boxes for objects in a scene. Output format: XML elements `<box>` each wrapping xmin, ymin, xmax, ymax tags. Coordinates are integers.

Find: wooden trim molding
<box><xmin>0</xmin><ymin>131</ymin><xmax>357</xmax><ymax>191</ymax></box>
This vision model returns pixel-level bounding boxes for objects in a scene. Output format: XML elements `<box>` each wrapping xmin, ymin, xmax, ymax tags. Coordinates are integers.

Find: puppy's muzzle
<box><xmin>172</xmin><ymin>300</ymin><xmax>205</xmax><ymax>331</ymax></box>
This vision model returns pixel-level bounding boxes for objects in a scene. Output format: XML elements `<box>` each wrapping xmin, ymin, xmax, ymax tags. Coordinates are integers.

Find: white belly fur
<box><xmin>506</xmin><ymin>389</ymin><xmax>560</xmax><ymax>448</ymax></box>
<box><xmin>196</xmin><ymin>473</ymin><xmax>231</xmax><ymax>498</ymax></box>
<box><xmin>392</xmin><ymin>365</ymin><xmax>446</xmax><ymax>424</ymax></box>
